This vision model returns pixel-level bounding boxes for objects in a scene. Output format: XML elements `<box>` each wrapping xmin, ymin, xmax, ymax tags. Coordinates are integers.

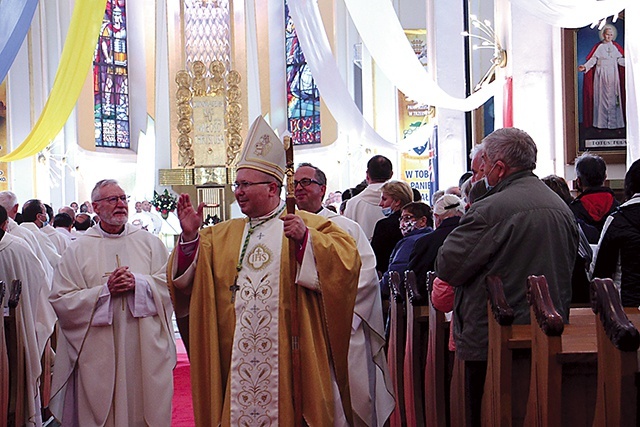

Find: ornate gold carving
<box><xmin>175</xmin><ymin>70</ymin><xmax>195</xmax><ymax>167</ymax></box>
<box><xmin>174</xmin><ymin>60</ymin><xmax>243</xmax><ymax>169</ymax></box>
<box><xmin>159</xmin><ymin>168</ymin><xmax>194</xmax><ymax>186</ymax></box>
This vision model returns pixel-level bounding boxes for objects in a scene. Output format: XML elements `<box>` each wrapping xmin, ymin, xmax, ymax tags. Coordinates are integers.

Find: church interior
<box><xmin>3</xmin><ymin>1</ymin><xmax>640</xmax><ymax>426</ymax></box>
<box><xmin>1</xmin><ymin>0</ymin><xmax>637</xmax><ymax>216</ymax></box>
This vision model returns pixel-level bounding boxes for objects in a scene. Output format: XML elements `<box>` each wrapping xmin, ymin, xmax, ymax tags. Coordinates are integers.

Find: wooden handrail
<box><xmin>486</xmin><ymin>275</ymin><xmax>515</xmax><ymax>326</ymax></box>
<box><xmin>590</xmin><ymin>278</ymin><xmax>640</xmax><ymax>352</ymax></box>
<box><xmin>527</xmin><ymin>275</ymin><xmax>564</xmax><ymax>336</ymax></box>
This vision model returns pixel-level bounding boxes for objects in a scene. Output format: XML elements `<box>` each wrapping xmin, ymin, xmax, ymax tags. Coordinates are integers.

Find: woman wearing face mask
<box><xmin>371</xmin><ymin>180</ymin><xmax>414</xmax><ymax>279</ymax></box>
<box><xmin>379</xmin><ymin>202</ymin><xmax>434</xmax><ymax>304</ymax></box>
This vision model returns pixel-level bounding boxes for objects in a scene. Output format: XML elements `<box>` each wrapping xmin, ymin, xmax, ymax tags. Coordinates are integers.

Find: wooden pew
<box><xmin>388</xmin><ymin>271</ymin><xmax>407</xmax><ymax>427</ymax></box>
<box><xmin>590</xmin><ymin>277</ymin><xmax>640</xmax><ymax>426</ymax></box>
<box><xmin>404</xmin><ymin>270</ymin><xmax>428</xmax><ymax>426</ymax></box>
<box><xmin>525</xmin><ymin>275</ymin><xmax>597</xmax><ymax>426</ymax></box>
<box><xmin>482</xmin><ymin>275</ymin><xmax>531</xmax><ymax>427</ymax></box>
<box><xmin>423</xmin><ymin>271</ymin><xmax>451</xmax><ymax>427</ymax></box>
<box><xmin>483</xmin><ymin>276</ymin><xmax>596</xmax><ymax>427</ymax></box>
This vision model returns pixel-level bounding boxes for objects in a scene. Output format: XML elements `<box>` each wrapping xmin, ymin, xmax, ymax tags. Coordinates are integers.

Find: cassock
<box><xmin>49</xmin><ymin>224</ymin><xmax>176</xmax><ymax>427</ymax></box>
<box><xmin>317</xmin><ymin>207</ymin><xmax>395</xmax><ymax>426</ymax></box>
<box><xmin>169</xmin><ymin>204</ymin><xmax>360</xmax><ymax>426</ymax></box>
<box><xmin>0</xmin><ymin>233</ymin><xmax>56</xmax><ymax>427</ymax></box>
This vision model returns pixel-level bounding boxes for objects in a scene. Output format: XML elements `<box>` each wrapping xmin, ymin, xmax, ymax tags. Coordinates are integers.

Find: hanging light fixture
<box><xmin>461</xmin><ymin>15</ymin><xmax>507</xmax><ymax>91</ymax></box>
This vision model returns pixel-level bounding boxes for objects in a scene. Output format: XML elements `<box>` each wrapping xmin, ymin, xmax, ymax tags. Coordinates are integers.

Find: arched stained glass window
<box><xmin>93</xmin><ymin>0</ymin><xmax>130</xmax><ymax>148</ymax></box>
<box><xmin>285</xmin><ymin>1</ymin><xmax>320</xmax><ymax>145</ymax></box>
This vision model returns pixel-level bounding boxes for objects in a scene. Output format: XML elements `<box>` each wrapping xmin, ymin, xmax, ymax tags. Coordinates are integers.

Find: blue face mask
<box><xmin>381</xmin><ymin>207</ymin><xmax>393</xmax><ymax>216</ymax></box>
<box><xmin>482</xmin><ymin>163</ymin><xmax>498</xmax><ymax>192</ymax></box>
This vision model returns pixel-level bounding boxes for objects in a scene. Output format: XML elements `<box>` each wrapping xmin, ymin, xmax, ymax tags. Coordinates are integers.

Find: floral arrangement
<box><xmin>151</xmin><ymin>189</ymin><xmax>178</xmax><ymax>219</ymax></box>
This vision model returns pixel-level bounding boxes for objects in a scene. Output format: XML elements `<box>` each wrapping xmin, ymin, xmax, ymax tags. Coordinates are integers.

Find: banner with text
<box><xmin>400</xmin><ymin>125</ymin><xmax>438</xmax><ymax>203</ymax></box>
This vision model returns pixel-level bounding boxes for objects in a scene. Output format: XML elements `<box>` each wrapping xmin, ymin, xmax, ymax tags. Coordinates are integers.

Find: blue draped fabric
<box><xmin>0</xmin><ymin>0</ymin><xmax>39</xmax><ymax>83</ymax></box>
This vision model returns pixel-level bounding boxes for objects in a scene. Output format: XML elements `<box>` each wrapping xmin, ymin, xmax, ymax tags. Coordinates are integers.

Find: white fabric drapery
<box><xmin>288</xmin><ymin>0</ymin><xmax>435</xmax><ymax>150</ymax></box>
<box><xmin>290</xmin><ymin>0</ymin><xmax>638</xmax><ymax>162</ymax></box>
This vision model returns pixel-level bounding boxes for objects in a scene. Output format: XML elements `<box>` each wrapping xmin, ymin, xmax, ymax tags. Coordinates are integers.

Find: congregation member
<box><xmin>542</xmin><ymin>174</ymin><xmax>595</xmax><ymax>304</ymax></box>
<box><xmin>379</xmin><ymin>202</ymin><xmax>433</xmax><ymax>301</ymax></box>
<box><xmin>21</xmin><ymin>199</ymin><xmax>62</xmax><ymax>267</ymax></box>
<box><xmin>591</xmin><ymin>159</ymin><xmax>640</xmax><ymax>306</ymax></box>
<box><xmin>169</xmin><ymin>116</ymin><xmax>360</xmax><ymax>425</ymax></box>
<box><xmin>294</xmin><ymin>162</ymin><xmax>395</xmax><ymax>427</ymax></box>
<box><xmin>0</xmin><ymin>191</ymin><xmax>54</xmax><ymax>282</ymax></box>
<box><xmin>370</xmin><ymin>180</ymin><xmax>413</xmax><ymax>276</ymax></box>
<box><xmin>49</xmin><ymin>179</ymin><xmax>176</xmax><ymax>426</ymax></box>
<box><xmin>408</xmin><ymin>194</ymin><xmax>465</xmax><ymax>293</ymax></box>
<box><xmin>435</xmin><ymin>127</ymin><xmax>578</xmax><ymax>426</ymax></box>
<box><xmin>570</xmin><ymin>152</ymin><xmax>619</xmax><ymax>240</ymax></box>
<box><xmin>344</xmin><ymin>155</ymin><xmax>393</xmax><ymax>240</ymax></box>
<box><xmin>0</xmin><ymin>205</ymin><xmax>57</xmax><ymax>427</ymax></box>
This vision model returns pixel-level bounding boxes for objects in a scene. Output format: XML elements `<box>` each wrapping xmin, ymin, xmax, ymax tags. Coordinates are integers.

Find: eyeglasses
<box><xmin>94</xmin><ymin>195</ymin><xmax>130</xmax><ymax>205</ymax></box>
<box><xmin>231</xmin><ymin>181</ymin><xmax>274</xmax><ymax>191</ymax></box>
<box><xmin>400</xmin><ymin>215</ymin><xmax>416</xmax><ymax>222</ymax></box>
<box><xmin>294</xmin><ymin>178</ymin><xmax>322</xmax><ymax>188</ymax></box>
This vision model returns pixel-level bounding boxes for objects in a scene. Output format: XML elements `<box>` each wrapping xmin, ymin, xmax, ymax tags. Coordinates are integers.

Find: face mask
<box><xmin>381</xmin><ymin>207</ymin><xmax>393</xmax><ymax>216</ymax></box>
<box><xmin>482</xmin><ymin>163</ymin><xmax>499</xmax><ymax>193</ymax></box>
<box><xmin>400</xmin><ymin>220</ymin><xmax>417</xmax><ymax>236</ymax></box>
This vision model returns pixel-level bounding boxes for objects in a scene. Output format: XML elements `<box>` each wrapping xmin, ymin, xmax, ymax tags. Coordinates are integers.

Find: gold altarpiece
<box><xmin>160</xmin><ymin>0</ymin><xmax>248</xmax><ymax>222</ymax></box>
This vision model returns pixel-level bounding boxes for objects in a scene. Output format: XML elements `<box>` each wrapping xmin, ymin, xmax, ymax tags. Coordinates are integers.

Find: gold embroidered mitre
<box><xmin>236</xmin><ymin>116</ymin><xmax>286</xmax><ymax>183</ymax></box>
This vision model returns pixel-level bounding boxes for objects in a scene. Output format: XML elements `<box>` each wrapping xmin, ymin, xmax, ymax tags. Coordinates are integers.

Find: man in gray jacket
<box><xmin>435</xmin><ymin>127</ymin><xmax>578</xmax><ymax>426</ymax></box>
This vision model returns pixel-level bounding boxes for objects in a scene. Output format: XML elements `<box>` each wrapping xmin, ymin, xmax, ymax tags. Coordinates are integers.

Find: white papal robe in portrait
<box><xmin>49</xmin><ymin>224</ymin><xmax>176</xmax><ymax>427</ymax></box>
<box><xmin>0</xmin><ymin>233</ymin><xmax>56</xmax><ymax>427</ymax></box>
<box><xmin>318</xmin><ymin>207</ymin><xmax>395</xmax><ymax>426</ymax></box>
<box><xmin>583</xmin><ymin>41</ymin><xmax>626</xmax><ymax>129</ymax></box>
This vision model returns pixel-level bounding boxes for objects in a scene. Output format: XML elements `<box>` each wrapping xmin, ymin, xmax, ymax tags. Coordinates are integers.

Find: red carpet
<box><xmin>172</xmin><ymin>339</ymin><xmax>195</xmax><ymax>426</ymax></box>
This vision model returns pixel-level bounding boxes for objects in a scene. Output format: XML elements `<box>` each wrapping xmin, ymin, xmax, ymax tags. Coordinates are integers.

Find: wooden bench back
<box><xmin>388</xmin><ymin>271</ymin><xmax>406</xmax><ymax>427</ymax></box>
<box><xmin>525</xmin><ymin>275</ymin><xmax>597</xmax><ymax>426</ymax></box>
<box><xmin>591</xmin><ymin>277</ymin><xmax>640</xmax><ymax>426</ymax></box>
<box><xmin>424</xmin><ymin>271</ymin><xmax>451</xmax><ymax>427</ymax></box>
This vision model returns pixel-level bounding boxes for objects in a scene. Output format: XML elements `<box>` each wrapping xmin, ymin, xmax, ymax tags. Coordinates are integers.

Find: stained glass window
<box><xmin>285</xmin><ymin>1</ymin><xmax>320</xmax><ymax>145</ymax></box>
<box><xmin>93</xmin><ymin>0</ymin><xmax>130</xmax><ymax>148</ymax></box>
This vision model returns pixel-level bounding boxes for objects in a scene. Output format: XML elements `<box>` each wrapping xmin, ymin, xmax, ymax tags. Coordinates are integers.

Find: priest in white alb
<box><xmin>49</xmin><ymin>179</ymin><xmax>176</xmax><ymax>426</ymax></box>
<box><xmin>294</xmin><ymin>163</ymin><xmax>396</xmax><ymax>426</ymax></box>
<box><xmin>168</xmin><ymin>116</ymin><xmax>361</xmax><ymax>426</ymax></box>
<box><xmin>0</xmin><ymin>205</ymin><xmax>56</xmax><ymax>427</ymax></box>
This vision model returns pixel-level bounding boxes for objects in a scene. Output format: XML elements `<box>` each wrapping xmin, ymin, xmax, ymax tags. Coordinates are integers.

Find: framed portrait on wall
<box><xmin>563</xmin><ymin>14</ymin><xmax>626</xmax><ymax>164</ymax></box>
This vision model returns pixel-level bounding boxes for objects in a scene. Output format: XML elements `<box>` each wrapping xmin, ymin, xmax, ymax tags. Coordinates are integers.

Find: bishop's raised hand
<box><xmin>177</xmin><ymin>193</ymin><xmax>205</xmax><ymax>242</ymax></box>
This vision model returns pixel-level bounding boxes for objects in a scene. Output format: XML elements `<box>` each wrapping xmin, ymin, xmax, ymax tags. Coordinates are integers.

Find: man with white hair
<box><xmin>435</xmin><ymin>127</ymin><xmax>578</xmax><ymax>425</ymax></box>
<box><xmin>50</xmin><ymin>179</ymin><xmax>176</xmax><ymax>426</ymax></box>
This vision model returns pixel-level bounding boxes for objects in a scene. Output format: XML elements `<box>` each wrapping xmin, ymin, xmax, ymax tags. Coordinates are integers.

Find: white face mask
<box><xmin>381</xmin><ymin>206</ymin><xmax>393</xmax><ymax>216</ymax></box>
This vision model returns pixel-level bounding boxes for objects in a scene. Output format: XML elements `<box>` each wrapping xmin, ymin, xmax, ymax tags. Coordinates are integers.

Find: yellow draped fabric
<box><xmin>0</xmin><ymin>0</ymin><xmax>107</xmax><ymax>162</ymax></box>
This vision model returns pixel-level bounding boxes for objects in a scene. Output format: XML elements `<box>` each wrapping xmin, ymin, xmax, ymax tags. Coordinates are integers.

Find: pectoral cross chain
<box><xmin>230</xmin><ymin>278</ymin><xmax>240</xmax><ymax>303</ymax></box>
